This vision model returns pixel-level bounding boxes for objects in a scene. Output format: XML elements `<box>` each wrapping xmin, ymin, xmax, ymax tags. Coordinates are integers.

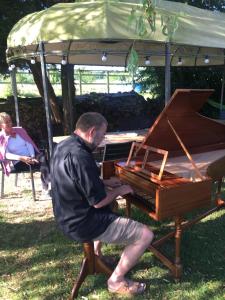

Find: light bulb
<box><xmin>30</xmin><ymin>57</ymin><xmax>36</xmax><ymax>64</ymax></box>
<box><xmin>177</xmin><ymin>57</ymin><xmax>183</xmax><ymax>66</ymax></box>
<box><xmin>101</xmin><ymin>52</ymin><xmax>107</xmax><ymax>62</ymax></box>
<box><xmin>145</xmin><ymin>56</ymin><xmax>150</xmax><ymax>66</ymax></box>
<box><xmin>204</xmin><ymin>55</ymin><xmax>210</xmax><ymax>64</ymax></box>
<box><xmin>61</xmin><ymin>56</ymin><xmax>67</xmax><ymax>65</ymax></box>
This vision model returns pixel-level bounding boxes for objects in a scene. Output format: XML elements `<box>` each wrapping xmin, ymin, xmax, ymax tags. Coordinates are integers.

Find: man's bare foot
<box><xmin>108</xmin><ymin>279</ymin><xmax>146</xmax><ymax>295</ymax></box>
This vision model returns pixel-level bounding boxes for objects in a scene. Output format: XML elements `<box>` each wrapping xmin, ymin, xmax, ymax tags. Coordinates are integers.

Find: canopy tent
<box><xmin>6</xmin><ymin>0</ymin><xmax>225</xmax><ymax>156</ymax></box>
<box><xmin>6</xmin><ymin>0</ymin><xmax>225</xmax><ymax>67</ymax></box>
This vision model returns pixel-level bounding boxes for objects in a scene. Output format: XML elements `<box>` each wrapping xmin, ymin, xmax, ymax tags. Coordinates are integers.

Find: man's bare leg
<box><xmin>108</xmin><ymin>225</ymin><xmax>153</xmax><ymax>289</ymax></box>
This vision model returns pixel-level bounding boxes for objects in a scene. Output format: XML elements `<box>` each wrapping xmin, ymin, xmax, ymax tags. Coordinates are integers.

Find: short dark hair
<box><xmin>76</xmin><ymin>112</ymin><xmax>107</xmax><ymax>132</ymax></box>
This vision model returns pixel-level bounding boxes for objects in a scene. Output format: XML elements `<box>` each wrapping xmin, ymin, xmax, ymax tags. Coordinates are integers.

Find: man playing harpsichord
<box><xmin>51</xmin><ymin>112</ymin><xmax>154</xmax><ymax>296</ymax></box>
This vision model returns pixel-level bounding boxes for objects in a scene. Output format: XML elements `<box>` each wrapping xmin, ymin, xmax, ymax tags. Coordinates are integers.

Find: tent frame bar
<box><xmin>220</xmin><ymin>50</ymin><xmax>225</xmax><ymax>112</ymax></box>
<box><xmin>165</xmin><ymin>42</ymin><xmax>171</xmax><ymax>104</ymax></box>
<box><xmin>39</xmin><ymin>41</ymin><xmax>53</xmax><ymax>157</ymax></box>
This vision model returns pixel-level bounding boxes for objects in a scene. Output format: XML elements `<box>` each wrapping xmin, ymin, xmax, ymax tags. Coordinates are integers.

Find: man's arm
<box><xmin>93</xmin><ymin>184</ymin><xmax>133</xmax><ymax>209</ymax></box>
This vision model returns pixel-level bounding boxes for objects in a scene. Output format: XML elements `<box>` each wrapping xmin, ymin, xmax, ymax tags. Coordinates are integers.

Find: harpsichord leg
<box><xmin>174</xmin><ymin>217</ymin><xmax>183</xmax><ymax>281</ymax></box>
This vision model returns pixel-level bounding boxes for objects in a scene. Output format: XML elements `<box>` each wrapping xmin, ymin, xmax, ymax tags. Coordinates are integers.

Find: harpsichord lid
<box><xmin>142</xmin><ymin>89</ymin><xmax>225</xmax><ymax>152</ymax></box>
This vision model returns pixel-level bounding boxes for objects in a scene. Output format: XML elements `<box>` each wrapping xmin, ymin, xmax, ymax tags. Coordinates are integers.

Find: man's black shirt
<box><xmin>51</xmin><ymin>134</ymin><xmax>118</xmax><ymax>242</ymax></box>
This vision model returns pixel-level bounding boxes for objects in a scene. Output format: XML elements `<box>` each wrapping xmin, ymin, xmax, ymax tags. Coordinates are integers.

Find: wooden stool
<box><xmin>69</xmin><ymin>241</ymin><xmax>113</xmax><ymax>299</ymax></box>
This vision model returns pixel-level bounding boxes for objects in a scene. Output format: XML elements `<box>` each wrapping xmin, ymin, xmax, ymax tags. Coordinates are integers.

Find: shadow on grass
<box><xmin>0</xmin><ymin>219</ymin><xmax>59</xmax><ymax>251</ymax></box>
<box><xmin>0</xmin><ymin>217</ymin><xmax>83</xmax><ymax>299</ymax></box>
<box><xmin>0</xmin><ymin>206</ymin><xmax>225</xmax><ymax>300</ymax></box>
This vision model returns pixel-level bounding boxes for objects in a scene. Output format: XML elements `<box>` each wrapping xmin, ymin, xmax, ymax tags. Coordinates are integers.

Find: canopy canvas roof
<box><xmin>6</xmin><ymin>0</ymin><xmax>225</xmax><ymax>67</ymax></box>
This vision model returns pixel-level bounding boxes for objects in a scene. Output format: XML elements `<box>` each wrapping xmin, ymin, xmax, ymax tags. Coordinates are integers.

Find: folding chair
<box><xmin>0</xmin><ymin>161</ymin><xmax>37</xmax><ymax>201</ymax></box>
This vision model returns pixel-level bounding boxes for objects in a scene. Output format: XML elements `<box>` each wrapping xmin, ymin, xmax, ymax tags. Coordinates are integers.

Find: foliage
<box><xmin>137</xmin><ymin>65</ymin><xmax>225</xmax><ymax>118</ymax></box>
<box><xmin>128</xmin><ymin>0</ymin><xmax>183</xmax><ymax>40</ymax></box>
<box><xmin>160</xmin><ymin>13</ymin><xmax>179</xmax><ymax>39</ymax></box>
<box><xmin>128</xmin><ymin>46</ymin><xmax>139</xmax><ymax>75</ymax></box>
<box><xmin>49</xmin><ymin>70</ymin><xmax>61</xmax><ymax>84</ymax></box>
<box><xmin>0</xmin><ymin>82</ymin><xmax>13</xmax><ymax>98</ymax></box>
<box><xmin>169</xmin><ymin>0</ymin><xmax>225</xmax><ymax>12</ymax></box>
<box><xmin>16</xmin><ymin>72</ymin><xmax>34</xmax><ymax>84</ymax></box>
<box><xmin>128</xmin><ymin>0</ymin><xmax>156</xmax><ymax>35</ymax></box>
<box><xmin>78</xmin><ymin>70</ymin><xmax>98</xmax><ymax>84</ymax></box>
<box><xmin>0</xmin><ymin>0</ymin><xmax>75</xmax><ymax>74</ymax></box>
<box><xmin>127</xmin><ymin>0</ymin><xmax>180</xmax><ymax>74</ymax></box>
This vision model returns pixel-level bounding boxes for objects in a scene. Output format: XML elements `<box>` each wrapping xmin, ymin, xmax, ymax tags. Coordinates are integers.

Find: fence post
<box><xmin>79</xmin><ymin>70</ymin><xmax>82</xmax><ymax>95</ymax></box>
<box><xmin>107</xmin><ymin>71</ymin><xmax>110</xmax><ymax>93</ymax></box>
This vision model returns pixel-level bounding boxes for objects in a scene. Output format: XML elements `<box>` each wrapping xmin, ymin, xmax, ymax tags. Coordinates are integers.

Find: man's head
<box><xmin>75</xmin><ymin>112</ymin><xmax>108</xmax><ymax>150</ymax></box>
<box><xmin>0</xmin><ymin>112</ymin><xmax>13</xmax><ymax>134</ymax></box>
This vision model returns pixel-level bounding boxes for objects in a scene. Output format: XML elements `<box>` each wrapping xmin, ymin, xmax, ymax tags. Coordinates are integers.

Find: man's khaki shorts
<box><xmin>93</xmin><ymin>217</ymin><xmax>145</xmax><ymax>245</ymax></box>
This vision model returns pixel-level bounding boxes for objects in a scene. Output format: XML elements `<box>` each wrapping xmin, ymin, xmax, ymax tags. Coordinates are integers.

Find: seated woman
<box><xmin>0</xmin><ymin>112</ymin><xmax>50</xmax><ymax>197</ymax></box>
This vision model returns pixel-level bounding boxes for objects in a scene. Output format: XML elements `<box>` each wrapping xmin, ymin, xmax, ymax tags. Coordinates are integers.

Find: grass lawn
<box><xmin>0</xmin><ymin>175</ymin><xmax>225</xmax><ymax>300</ymax></box>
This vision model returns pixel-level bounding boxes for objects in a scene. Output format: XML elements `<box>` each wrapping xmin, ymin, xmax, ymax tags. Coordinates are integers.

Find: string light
<box><xmin>145</xmin><ymin>56</ymin><xmax>150</xmax><ymax>66</ymax></box>
<box><xmin>8</xmin><ymin>64</ymin><xmax>15</xmax><ymax>71</ymax></box>
<box><xmin>30</xmin><ymin>57</ymin><xmax>36</xmax><ymax>64</ymax></box>
<box><xmin>101</xmin><ymin>52</ymin><xmax>107</xmax><ymax>62</ymax></box>
<box><xmin>61</xmin><ymin>56</ymin><xmax>67</xmax><ymax>65</ymax></box>
<box><xmin>177</xmin><ymin>57</ymin><xmax>183</xmax><ymax>66</ymax></box>
<box><xmin>204</xmin><ymin>55</ymin><xmax>210</xmax><ymax>64</ymax></box>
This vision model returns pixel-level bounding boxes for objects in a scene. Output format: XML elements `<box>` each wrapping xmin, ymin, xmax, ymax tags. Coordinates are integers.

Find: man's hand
<box><xmin>94</xmin><ymin>183</ymin><xmax>133</xmax><ymax>209</ymax></box>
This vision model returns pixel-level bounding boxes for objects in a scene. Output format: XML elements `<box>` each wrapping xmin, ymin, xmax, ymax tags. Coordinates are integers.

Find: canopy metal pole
<box><xmin>10</xmin><ymin>68</ymin><xmax>20</xmax><ymax>126</ymax></box>
<box><xmin>67</xmin><ymin>65</ymin><xmax>75</xmax><ymax>133</ymax></box>
<box><xmin>39</xmin><ymin>41</ymin><xmax>53</xmax><ymax>157</ymax></box>
<box><xmin>220</xmin><ymin>52</ymin><xmax>225</xmax><ymax>112</ymax></box>
<box><xmin>165</xmin><ymin>42</ymin><xmax>171</xmax><ymax>106</ymax></box>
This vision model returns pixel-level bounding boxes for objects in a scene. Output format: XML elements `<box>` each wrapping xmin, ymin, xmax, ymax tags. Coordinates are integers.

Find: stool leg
<box><xmin>69</xmin><ymin>242</ymin><xmax>113</xmax><ymax>299</ymax></box>
<box><xmin>69</xmin><ymin>257</ymin><xmax>89</xmax><ymax>300</ymax></box>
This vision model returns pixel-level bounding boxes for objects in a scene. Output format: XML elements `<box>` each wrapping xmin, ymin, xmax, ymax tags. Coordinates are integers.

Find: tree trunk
<box><xmin>61</xmin><ymin>64</ymin><xmax>75</xmax><ymax>134</ymax></box>
<box><xmin>29</xmin><ymin>62</ymin><xmax>62</xmax><ymax>124</ymax></box>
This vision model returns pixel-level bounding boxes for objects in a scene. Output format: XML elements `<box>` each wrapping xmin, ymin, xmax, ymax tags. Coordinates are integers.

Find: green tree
<box><xmin>138</xmin><ymin>66</ymin><xmax>223</xmax><ymax>100</ymax></box>
<box><xmin>0</xmin><ymin>0</ymin><xmax>61</xmax><ymax>73</ymax></box>
<box><xmin>168</xmin><ymin>0</ymin><xmax>224</xmax><ymax>12</ymax></box>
